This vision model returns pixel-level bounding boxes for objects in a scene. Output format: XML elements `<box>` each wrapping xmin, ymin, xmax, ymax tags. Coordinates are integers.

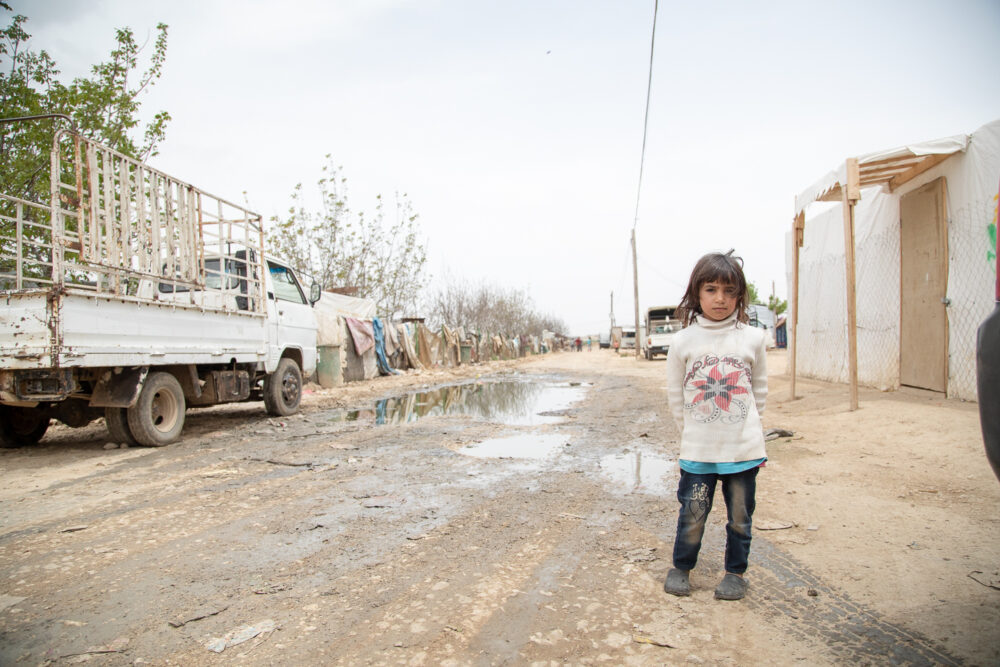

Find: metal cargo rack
<box><xmin>0</xmin><ymin>129</ymin><xmax>267</xmax><ymax>315</ymax></box>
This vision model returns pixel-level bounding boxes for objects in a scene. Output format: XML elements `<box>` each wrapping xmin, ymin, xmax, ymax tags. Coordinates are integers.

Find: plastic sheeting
<box><xmin>795</xmin><ymin>134</ymin><xmax>969</xmax><ymax>215</ymax></box>
<box><xmin>314</xmin><ymin>292</ymin><xmax>376</xmax><ymax>346</ymax></box>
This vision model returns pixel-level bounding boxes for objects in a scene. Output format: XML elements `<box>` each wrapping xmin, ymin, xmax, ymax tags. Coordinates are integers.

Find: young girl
<box><xmin>663</xmin><ymin>250</ymin><xmax>768</xmax><ymax>601</ymax></box>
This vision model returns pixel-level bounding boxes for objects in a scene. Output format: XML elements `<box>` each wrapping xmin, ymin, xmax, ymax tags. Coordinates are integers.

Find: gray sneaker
<box><xmin>663</xmin><ymin>568</ymin><xmax>691</xmax><ymax>596</ymax></box>
<box><xmin>714</xmin><ymin>573</ymin><xmax>747</xmax><ymax>600</ymax></box>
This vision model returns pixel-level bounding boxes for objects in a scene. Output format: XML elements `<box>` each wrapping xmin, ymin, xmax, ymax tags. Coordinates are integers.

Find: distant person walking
<box><xmin>586</xmin><ymin>336</ymin><xmax>592</xmax><ymax>351</ymax></box>
<box><xmin>574</xmin><ymin>337</ymin><xmax>582</xmax><ymax>352</ymax></box>
<box><xmin>663</xmin><ymin>250</ymin><xmax>768</xmax><ymax>602</ymax></box>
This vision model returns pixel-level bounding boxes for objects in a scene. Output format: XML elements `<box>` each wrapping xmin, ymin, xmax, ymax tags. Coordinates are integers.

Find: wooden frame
<box><xmin>789</xmin><ymin>149</ymin><xmax>959</xmax><ymax>410</ymax></box>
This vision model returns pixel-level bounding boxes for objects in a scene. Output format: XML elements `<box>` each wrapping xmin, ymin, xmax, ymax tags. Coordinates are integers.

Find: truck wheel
<box><xmin>0</xmin><ymin>405</ymin><xmax>50</xmax><ymax>448</ymax></box>
<box><xmin>127</xmin><ymin>372</ymin><xmax>185</xmax><ymax>447</ymax></box>
<box><xmin>263</xmin><ymin>358</ymin><xmax>302</xmax><ymax>416</ymax></box>
<box><xmin>105</xmin><ymin>407</ymin><xmax>140</xmax><ymax>447</ymax></box>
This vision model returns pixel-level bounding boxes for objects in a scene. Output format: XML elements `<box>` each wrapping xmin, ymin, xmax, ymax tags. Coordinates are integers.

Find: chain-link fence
<box><xmin>947</xmin><ymin>198</ymin><xmax>997</xmax><ymax>400</ymax></box>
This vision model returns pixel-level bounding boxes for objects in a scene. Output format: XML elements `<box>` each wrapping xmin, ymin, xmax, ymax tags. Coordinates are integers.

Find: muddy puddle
<box><xmin>598</xmin><ymin>448</ymin><xmax>676</xmax><ymax>495</ymax></box>
<box><xmin>459</xmin><ymin>433</ymin><xmax>570</xmax><ymax>459</ymax></box>
<box><xmin>320</xmin><ymin>378</ymin><xmax>590</xmax><ymax>427</ymax></box>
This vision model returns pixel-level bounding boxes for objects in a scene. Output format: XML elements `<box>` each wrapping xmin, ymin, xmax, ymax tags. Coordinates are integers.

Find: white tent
<box><xmin>787</xmin><ymin>119</ymin><xmax>1000</xmax><ymax>405</ymax></box>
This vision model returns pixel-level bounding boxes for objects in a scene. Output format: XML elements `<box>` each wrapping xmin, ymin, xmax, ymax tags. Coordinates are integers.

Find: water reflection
<box><xmin>599</xmin><ymin>450</ymin><xmax>676</xmax><ymax>495</ymax></box>
<box><xmin>460</xmin><ymin>433</ymin><xmax>568</xmax><ymax>459</ymax></box>
<box><xmin>323</xmin><ymin>380</ymin><xmax>587</xmax><ymax>427</ymax></box>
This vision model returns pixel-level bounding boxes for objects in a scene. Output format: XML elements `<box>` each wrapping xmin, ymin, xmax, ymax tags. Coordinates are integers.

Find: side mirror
<box><xmin>310</xmin><ymin>282</ymin><xmax>321</xmax><ymax>304</ymax></box>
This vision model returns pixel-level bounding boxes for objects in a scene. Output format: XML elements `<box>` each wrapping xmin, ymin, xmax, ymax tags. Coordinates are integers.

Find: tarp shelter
<box><xmin>313</xmin><ymin>292</ymin><xmax>378</xmax><ymax>384</ymax></box>
<box><xmin>788</xmin><ymin>119</ymin><xmax>1000</xmax><ymax>407</ymax></box>
<box><xmin>314</xmin><ymin>292</ymin><xmax>376</xmax><ymax>345</ymax></box>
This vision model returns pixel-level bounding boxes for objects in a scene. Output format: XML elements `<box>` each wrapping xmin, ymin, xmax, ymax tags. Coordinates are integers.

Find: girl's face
<box><xmin>698</xmin><ymin>280</ymin><xmax>739</xmax><ymax>321</ymax></box>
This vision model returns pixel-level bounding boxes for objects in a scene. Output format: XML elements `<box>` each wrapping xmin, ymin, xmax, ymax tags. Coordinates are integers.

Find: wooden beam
<box><xmin>888</xmin><ymin>153</ymin><xmax>953</xmax><ymax>191</ymax></box>
<box><xmin>842</xmin><ymin>158</ymin><xmax>860</xmax><ymax>411</ymax></box>
<box><xmin>790</xmin><ymin>210</ymin><xmax>804</xmax><ymax>400</ymax></box>
<box><xmin>818</xmin><ymin>186</ymin><xmax>843</xmax><ymax>202</ymax></box>
<box><xmin>860</xmin><ymin>165</ymin><xmax>921</xmax><ymax>180</ymax></box>
<box><xmin>857</xmin><ymin>154</ymin><xmax>925</xmax><ymax>171</ymax></box>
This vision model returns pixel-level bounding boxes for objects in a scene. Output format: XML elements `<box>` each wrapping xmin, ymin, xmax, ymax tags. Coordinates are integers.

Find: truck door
<box><xmin>265</xmin><ymin>261</ymin><xmax>318</xmax><ymax>374</ymax></box>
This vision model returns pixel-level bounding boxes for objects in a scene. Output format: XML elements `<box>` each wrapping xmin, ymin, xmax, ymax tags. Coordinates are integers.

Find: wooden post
<box><xmin>841</xmin><ymin>158</ymin><xmax>861</xmax><ymax>411</ymax></box>
<box><xmin>632</xmin><ymin>228</ymin><xmax>641</xmax><ymax>358</ymax></box>
<box><xmin>790</xmin><ymin>210</ymin><xmax>804</xmax><ymax>399</ymax></box>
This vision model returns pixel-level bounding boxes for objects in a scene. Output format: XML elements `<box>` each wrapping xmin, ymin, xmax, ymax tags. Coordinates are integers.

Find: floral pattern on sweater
<box><xmin>684</xmin><ymin>354</ymin><xmax>753</xmax><ymax>424</ymax></box>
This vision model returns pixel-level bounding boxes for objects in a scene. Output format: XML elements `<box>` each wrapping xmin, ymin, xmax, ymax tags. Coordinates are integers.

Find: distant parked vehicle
<box><xmin>621</xmin><ymin>329</ymin><xmax>637</xmax><ymax>349</ymax></box>
<box><xmin>643</xmin><ymin>305</ymin><xmax>679</xmax><ymax>360</ymax></box>
<box><xmin>599</xmin><ymin>332</ymin><xmax>611</xmax><ymax>349</ymax></box>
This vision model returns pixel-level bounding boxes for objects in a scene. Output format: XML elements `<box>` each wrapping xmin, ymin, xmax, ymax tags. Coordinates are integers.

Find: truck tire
<box><xmin>127</xmin><ymin>372</ymin><xmax>185</xmax><ymax>447</ymax></box>
<box><xmin>0</xmin><ymin>405</ymin><xmax>50</xmax><ymax>448</ymax></box>
<box><xmin>263</xmin><ymin>358</ymin><xmax>302</xmax><ymax>416</ymax></box>
<box><xmin>105</xmin><ymin>407</ymin><xmax>140</xmax><ymax>447</ymax></box>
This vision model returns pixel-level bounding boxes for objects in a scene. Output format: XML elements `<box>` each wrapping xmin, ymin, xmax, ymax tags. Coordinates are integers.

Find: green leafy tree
<box><xmin>768</xmin><ymin>294</ymin><xmax>787</xmax><ymax>316</ymax></box>
<box><xmin>268</xmin><ymin>157</ymin><xmax>429</xmax><ymax>319</ymax></box>
<box><xmin>748</xmin><ymin>280</ymin><xmax>787</xmax><ymax>316</ymax></box>
<box><xmin>0</xmin><ymin>5</ymin><xmax>170</xmax><ymax>202</ymax></box>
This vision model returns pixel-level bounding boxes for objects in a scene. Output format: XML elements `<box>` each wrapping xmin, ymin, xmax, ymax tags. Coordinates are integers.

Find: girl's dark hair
<box><xmin>675</xmin><ymin>250</ymin><xmax>750</xmax><ymax>326</ymax></box>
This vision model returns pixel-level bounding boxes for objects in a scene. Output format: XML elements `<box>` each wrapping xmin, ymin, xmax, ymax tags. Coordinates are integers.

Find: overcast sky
<box><xmin>7</xmin><ymin>0</ymin><xmax>1000</xmax><ymax>334</ymax></box>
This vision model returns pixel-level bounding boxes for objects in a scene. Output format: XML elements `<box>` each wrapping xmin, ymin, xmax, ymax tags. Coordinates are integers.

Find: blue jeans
<box><xmin>672</xmin><ymin>467</ymin><xmax>758</xmax><ymax>574</ymax></box>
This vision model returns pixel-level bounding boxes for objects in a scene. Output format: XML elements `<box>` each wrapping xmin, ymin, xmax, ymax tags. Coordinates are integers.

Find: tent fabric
<box><xmin>789</xmin><ymin>118</ymin><xmax>1000</xmax><ymax>400</ymax></box>
<box><xmin>372</xmin><ymin>317</ymin><xmax>398</xmax><ymax>375</ymax></box>
<box><xmin>398</xmin><ymin>323</ymin><xmax>424</xmax><ymax>370</ymax></box>
<box><xmin>313</xmin><ymin>292</ymin><xmax>377</xmax><ymax>346</ymax></box>
<box><xmin>794</xmin><ymin>134</ymin><xmax>970</xmax><ymax>215</ymax></box>
<box><xmin>417</xmin><ymin>324</ymin><xmax>436</xmax><ymax>367</ymax></box>
<box><xmin>383</xmin><ymin>319</ymin><xmax>399</xmax><ymax>356</ymax></box>
<box><xmin>345</xmin><ymin>317</ymin><xmax>375</xmax><ymax>356</ymax></box>
<box><xmin>442</xmin><ymin>326</ymin><xmax>460</xmax><ymax>366</ymax></box>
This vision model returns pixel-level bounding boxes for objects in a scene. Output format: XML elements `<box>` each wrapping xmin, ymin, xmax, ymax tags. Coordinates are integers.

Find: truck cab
<box><xmin>643</xmin><ymin>305</ymin><xmax>680</xmax><ymax>360</ymax></box>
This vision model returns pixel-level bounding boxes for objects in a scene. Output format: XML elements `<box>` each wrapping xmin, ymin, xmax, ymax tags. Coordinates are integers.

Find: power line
<box><xmin>637</xmin><ymin>252</ymin><xmax>687</xmax><ymax>290</ymax></box>
<box><xmin>632</xmin><ymin>0</ymin><xmax>659</xmax><ymax>231</ymax></box>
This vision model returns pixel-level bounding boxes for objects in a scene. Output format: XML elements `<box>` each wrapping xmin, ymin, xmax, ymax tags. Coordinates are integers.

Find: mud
<box><xmin>0</xmin><ymin>350</ymin><xmax>997</xmax><ymax>665</ymax></box>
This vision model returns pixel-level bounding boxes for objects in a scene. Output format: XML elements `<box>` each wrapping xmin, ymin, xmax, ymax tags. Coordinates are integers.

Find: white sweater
<box><xmin>665</xmin><ymin>311</ymin><xmax>768</xmax><ymax>463</ymax></box>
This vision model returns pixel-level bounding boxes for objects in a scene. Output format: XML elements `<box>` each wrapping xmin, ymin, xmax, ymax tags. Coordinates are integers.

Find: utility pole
<box><xmin>610</xmin><ymin>291</ymin><xmax>615</xmax><ymax>328</ymax></box>
<box><xmin>632</xmin><ymin>229</ymin><xmax>640</xmax><ymax>358</ymax></box>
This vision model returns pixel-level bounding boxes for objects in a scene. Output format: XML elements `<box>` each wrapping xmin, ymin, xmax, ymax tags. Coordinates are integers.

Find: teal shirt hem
<box><xmin>679</xmin><ymin>458</ymin><xmax>766</xmax><ymax>474</ymax></box>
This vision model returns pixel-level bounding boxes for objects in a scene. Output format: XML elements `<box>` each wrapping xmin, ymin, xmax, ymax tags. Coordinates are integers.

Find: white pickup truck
<box><xmin>0</xmin><ymin>130</ymin><xmax>319</xmax><ymax>447</ymax></box>
<box><xmin>643</xmin><ymin>305</ymin><xmax>680</xmax><ymax>360</ymax></box>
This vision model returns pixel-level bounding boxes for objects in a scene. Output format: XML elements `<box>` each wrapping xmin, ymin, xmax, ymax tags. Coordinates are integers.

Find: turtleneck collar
<box><xmin>694</xmin><ymin>309</ymin><xmax>739</xmax><ymax>330</ymax></box>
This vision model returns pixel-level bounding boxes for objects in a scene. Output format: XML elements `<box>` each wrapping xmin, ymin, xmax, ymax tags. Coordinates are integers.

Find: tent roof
<box><xmin>794</xmin><ymin>133</ymin><xmax>969</xmax><ymax>215</ymax></box>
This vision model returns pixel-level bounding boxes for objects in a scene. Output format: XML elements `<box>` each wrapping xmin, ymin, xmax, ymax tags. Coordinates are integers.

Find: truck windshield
<box><xmin>268</xmin><ymin>263</ymin><xmax>306</xmax><ymax>304</ymax></box>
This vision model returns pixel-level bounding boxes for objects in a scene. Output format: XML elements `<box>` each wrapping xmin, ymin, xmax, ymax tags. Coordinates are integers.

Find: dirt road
<box><xmin>1</xmin><ymin>349</ymin><xmax>997</xmax><ymax>665</ymax></box>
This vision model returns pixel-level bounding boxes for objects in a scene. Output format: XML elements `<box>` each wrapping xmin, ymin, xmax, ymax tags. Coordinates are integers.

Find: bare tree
<box><xmin>425</xmin><ymin>272</ymin><xmax>567</xmax><ymax>336</ymax></box>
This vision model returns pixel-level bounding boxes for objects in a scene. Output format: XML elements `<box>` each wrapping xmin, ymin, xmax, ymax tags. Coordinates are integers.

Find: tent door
<box><xmin>899</xmin><ymin>177</ymin><xmax>948</xmax><ymax>393</ymax></box>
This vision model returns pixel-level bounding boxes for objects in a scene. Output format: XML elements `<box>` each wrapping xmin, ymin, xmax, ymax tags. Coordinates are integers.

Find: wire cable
<box><xmin>632</xmin><ymin>0</ymin><xmax>659</xmax><ymax>231</ymax></box>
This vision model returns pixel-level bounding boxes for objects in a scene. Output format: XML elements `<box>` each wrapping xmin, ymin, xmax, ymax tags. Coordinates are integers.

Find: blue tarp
<box><xmin>373</xmin><ymin>317</ymin><xmax>398</xmax><ymax>375</ymax></box>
